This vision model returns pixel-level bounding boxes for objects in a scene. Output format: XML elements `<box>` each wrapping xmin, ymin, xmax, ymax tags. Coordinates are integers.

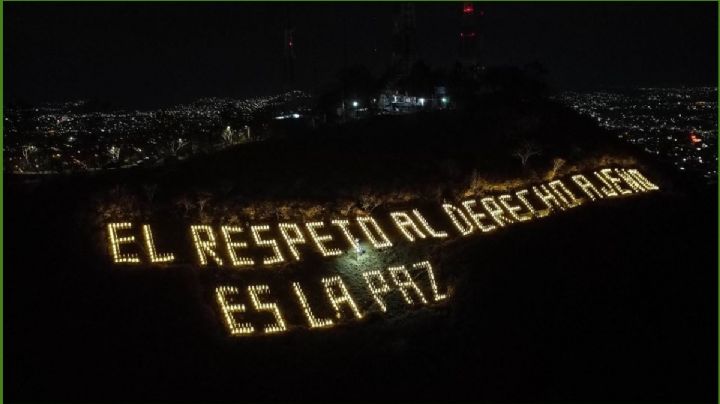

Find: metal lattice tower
<box><xmin>459</xmin><ymin>2</ymin><xmax>483</xmax><ymax>66</ymax></box>
<box><xmin>282</xmin><ymin>26</ymin><xmax>296</xmax><ymax>88</ymax></box>
<box><xmin>391</xmin><ymin>3</ymin><xmax>417</xmax><ymax>75</ymax></box>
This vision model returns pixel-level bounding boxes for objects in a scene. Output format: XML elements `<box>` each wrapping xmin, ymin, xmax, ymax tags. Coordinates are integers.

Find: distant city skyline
<box><xmin>6</xmin><ymin>2</ymin><xmax>718</xmax><ymax>109</ymax></box>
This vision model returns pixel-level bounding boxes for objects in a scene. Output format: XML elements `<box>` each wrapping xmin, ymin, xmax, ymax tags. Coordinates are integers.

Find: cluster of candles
<box><xmin>216</xmin><ymin>260</ymin><xmax>448</xmax><ymax>335</ymax></box>
<box><xmin>107</xmin><ymin>167</ymin><xmax>659</xmax><ymax>267</ymax></box>
<box><xmin>105</xmin><ymin>167</ymin><xmax>660</xmax><ymax>336</ymax></box>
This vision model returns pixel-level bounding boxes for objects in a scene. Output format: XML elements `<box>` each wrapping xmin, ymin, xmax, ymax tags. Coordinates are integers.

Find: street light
<box><xmin>352</xmin><ymin>100</ymin><xmax>359</xmax><ymax>108</ymax></box>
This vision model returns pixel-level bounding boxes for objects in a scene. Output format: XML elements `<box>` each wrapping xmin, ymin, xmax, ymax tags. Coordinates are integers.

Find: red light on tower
<box><xmin>689</xmin><ymin>133</ymin><xmax>702</xmax><ymax>144</ymax></box>
<box><xmin>460</xmin><ymin>2</ymin><xmax>479</xmax><ymax>64</ymax></box>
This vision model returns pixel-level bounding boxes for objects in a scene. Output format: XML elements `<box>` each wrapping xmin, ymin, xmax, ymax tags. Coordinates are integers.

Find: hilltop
<box><xmin>5</xmin><ymin>96</ymin><xmax>717</xmax><ymax>403</ymax></box>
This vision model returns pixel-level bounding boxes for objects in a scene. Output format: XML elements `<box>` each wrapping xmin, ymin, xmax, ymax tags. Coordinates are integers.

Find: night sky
<box><xmin>6</xmin><ymin>2</ymin><xmax>718</xmax><ymax>109</ymax></box>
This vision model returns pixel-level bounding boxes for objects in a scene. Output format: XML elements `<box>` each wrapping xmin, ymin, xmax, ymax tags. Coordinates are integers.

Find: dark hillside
<box><xmin>5</xmin><ymin>102</ymin><xmax>717</xmax><ymax>403</ymax></box>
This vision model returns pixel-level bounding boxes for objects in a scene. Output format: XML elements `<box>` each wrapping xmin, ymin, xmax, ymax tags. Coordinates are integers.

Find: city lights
<box><xmin>6</xmin><ymin>91</ymin><xmax>314</xmax><ymax>174</ymax></box>
<box><xmin>558</xmin><ymin>88</ymin><xmax>717</xmax><ymax>181</ymax></box>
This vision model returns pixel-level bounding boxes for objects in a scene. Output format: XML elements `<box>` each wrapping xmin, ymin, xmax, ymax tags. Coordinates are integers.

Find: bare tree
<box><xmin>196</xmin><ymin>192</ymin><xmax>212</xmax><ymax>215</ymax></box>
<box><xmin>300</xmin><ymin>205</ymin><xmax>323</xmax><ymax>221</ymax></box>
<box><xmin>21</xmin><ymin>145</ymin><xmax>37</xmax><ymax>169</ymax></box>
<box><xmin>359</xmin><ymin>188</ymin><xmax>383</xmax><ymax>213</ymax></box>
<box><xmin>175</xmin><ymin>197</ymin><xmax>194</xmax><ymax>217</ymax></box>
<box><xmin>221</xmin><ymin>126</ymin><xmax>235</xmax><ymax>146</ymax></box>
<box><xmin>513</xmin><ymin>140</ymin><xmax>541</xmax><ymax>167</ymax></box>
<box><xmin>143</xmin><ymin>183</ymin><xmax>158</xmax><ymax>203</ymax></box>
<box><xmin>548</xmin><ymin>157</ymin><xmax>566</xmax><ymax>180</ymax></box>
<box><xmin>167</xmin><ymin>138</ymin><xmax>188</xmax><ymax>156</ymax></box>
<box><xmin>108</xmin><ymin>145</ymin><xmax>121</xmax><ymax>163</ymax></box>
